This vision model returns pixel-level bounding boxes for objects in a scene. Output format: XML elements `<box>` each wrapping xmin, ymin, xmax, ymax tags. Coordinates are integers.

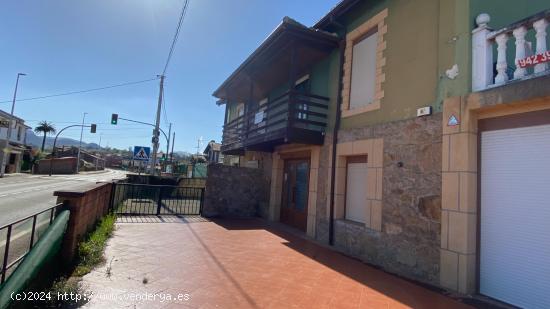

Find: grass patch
<box><xmin>21</xmin><ymin>213</ymin><xmax>118</xmax><ymax>308</ymax></box>
<box><xmin>73</xmin><ymin>213</ymin><xmax>116</xmax><ymax>277</ymax></box>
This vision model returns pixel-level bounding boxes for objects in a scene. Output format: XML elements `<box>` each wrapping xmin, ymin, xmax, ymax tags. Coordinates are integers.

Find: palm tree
<box><xmin>34</xmin><ymin>121</ymin><xmax>56</xmax><ymax>152</ymax></box>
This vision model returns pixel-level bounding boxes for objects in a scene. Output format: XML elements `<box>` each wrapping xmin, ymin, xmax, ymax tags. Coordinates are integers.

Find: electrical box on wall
<box><xmin>417</xmin><ymin>106</ymin><xmax>432</xmax><ymax>117</ymax></box>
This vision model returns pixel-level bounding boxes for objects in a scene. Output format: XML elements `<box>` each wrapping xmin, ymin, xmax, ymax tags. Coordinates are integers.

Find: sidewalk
<box><xmin>82</xmin><ymin>216</ymin><xmax>472</xmax><ymax>309</ymax></box>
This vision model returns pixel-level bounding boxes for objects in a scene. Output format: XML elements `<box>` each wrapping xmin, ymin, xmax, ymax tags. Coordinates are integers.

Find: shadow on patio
<box><xmin>81</xmin><ymin>216</ymin><xmax>472</xmax><ymax>309</ymax></box>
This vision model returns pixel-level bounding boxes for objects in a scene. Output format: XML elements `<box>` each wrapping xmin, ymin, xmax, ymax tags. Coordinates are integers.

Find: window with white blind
<box><xmin>345</xmin><ymin>156</ymin><xmax>368</xmax><ymax>223</ymax></box>
<box><xmin>350</xmin><ymin>31</ymin><xmax>378</xmax><ymax>109</ymax></box>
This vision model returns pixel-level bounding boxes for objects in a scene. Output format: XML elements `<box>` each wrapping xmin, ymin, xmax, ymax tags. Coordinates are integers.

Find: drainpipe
<box><xmin>329</xmin><ymin>21</ymin><xmax>347</xmax><ymax>246</ymax></box>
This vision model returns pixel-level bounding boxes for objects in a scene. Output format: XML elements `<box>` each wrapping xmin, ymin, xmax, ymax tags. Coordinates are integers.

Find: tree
<box><xmin>34</xmin><ymin>121</ymin><xmax>56</xmax><ymax>152</ymax></box>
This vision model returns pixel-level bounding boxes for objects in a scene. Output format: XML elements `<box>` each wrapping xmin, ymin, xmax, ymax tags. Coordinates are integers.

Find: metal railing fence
<box><xmin>0</xmin><ymin>203</ymin><xmax>64</xmax><ymax>284</ymax></box>
<box><xmin>110</xmin><ymin>183</ymin><xmax>204</xmax><ymax>216</ymax></box>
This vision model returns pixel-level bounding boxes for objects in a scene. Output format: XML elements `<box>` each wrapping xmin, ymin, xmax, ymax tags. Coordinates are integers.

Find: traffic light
<box><xmin>90</xmin><ymin>124</ymin><xmax>97</xmax><ymax>133</ymax></box>
<box><xmin>111</xmin><ymin>113</ymin><xmax>118</xmax><ymax>125</ymax></box>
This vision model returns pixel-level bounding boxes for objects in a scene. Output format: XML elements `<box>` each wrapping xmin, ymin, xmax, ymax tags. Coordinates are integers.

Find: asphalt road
<box><xmin>0</xmin><ymin>169</ymin><xmax>128</xmax><ymax>227</ymax></box>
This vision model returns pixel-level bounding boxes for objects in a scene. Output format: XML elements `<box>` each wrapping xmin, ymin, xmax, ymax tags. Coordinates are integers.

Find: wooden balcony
<box><xmin>221</xmin><ymin>91</ymin><xmax>329</xmax><ymax>154</ymax></box>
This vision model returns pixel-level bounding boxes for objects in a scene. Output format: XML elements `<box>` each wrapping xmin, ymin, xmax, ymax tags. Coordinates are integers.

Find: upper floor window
<box><xmin>295</xmin><ymin>75</ymin><xmax>310</xmax><ymax>120</ymax></box>
<box><xmin>226</xmin><ymin>102</ymin><xmax>245</xmax><ymax>124</ymax></box>
<box><xmin>295</xmin><ymin>74</ymin><xmax>310</xmax><ymax>93</ymax></box>
<box><xmin>236</xmin><ymin>103</ymin><xmax>245</xmax><ymax>118</ymax></box>
<box><xmin>341</xmin><ymin>9</ymin><xmax>388</xmax><ymax>118</ymax></box>
<box><xmin>17</xmin><ymin>126</ymin><xmax>22</xmax><ymax>141</ymax></box>
<box><xmin>350</xmin><ymin>30</ymin><xmax>378</xmax><ymax>109</ymax></box>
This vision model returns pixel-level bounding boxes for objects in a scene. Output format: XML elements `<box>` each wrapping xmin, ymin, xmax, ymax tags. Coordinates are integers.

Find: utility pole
<box><xmin>196</xmin><ymin>136</ymin><xmax>203</xmax><ymax>155</ymax></box>
<box><xmin>165</xmin><ymin>123</ymin><xmax>172</xmax><ymax>172</ymax></box>
<box><xmin>151</xmin><ymin>75</ymin><xmax>164</xmax><ymax>175</ymax></box>
<box><xmin>170</xmin><ymin>132</ymin><xmax>175</xmax><ymax>165</ymax></box>
<box><xmin>0</xmin><ymin>73</ymin><xmax>26</xmax><ymax>178</ymax></box>
<box><xmin>76</xmin><ymin>112</ymin><xmax>88</xmax><ymax>173</ymax></box>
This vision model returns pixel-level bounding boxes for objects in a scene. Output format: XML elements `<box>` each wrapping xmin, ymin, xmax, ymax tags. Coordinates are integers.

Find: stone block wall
<box><xmin>203</xmin><ymin>164</ymin><xmax>270</xmax><ymax>218</ymax></box>
<box><xmin>319</xmin><ymin>113</ymin><xmax>443</xmax><ymax>286</ymax></box>
<box><xmin>34</xmin><ymin>157</ymin><xmax>77</xmax><ymax>174</ymax></box>
<box><xmin>126</xmin><ymin>174</ymin><xmax>178</xmax><ymax>185</ymax></box>
<box><xmin>54</xmin><ymin>182</ymin><xmax>114</xmax><ymax>261</ymax></box>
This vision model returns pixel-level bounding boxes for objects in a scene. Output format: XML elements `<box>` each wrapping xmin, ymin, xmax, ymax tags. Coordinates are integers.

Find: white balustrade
<box><xmin>472</xmin><ymin>13</ymin><xmax>493</xmax><ymax>91</ymax></box>
<box><xmin>472</xmin><ymin>12</ymin><xmax>550</xmax><ymax>91</ymax></box>
<box><xmin>494</xmin><ymin>33</ymin><xmax>509</xmax><ymax>85</ymax></box>
<box><xmin>533</xmin><ymin>18</ymin><xmax>549</xmax><ymax>73</ymax></box>
<box><xmin>513</xmin><ymin>26</ymin><xmax>528</xmax><ymax>79</ymax></box>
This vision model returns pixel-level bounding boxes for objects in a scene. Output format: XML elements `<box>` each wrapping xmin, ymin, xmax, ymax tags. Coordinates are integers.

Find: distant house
<box><xmin>202</xmin><ymin>140</ymin><xmax>223</xmax><ymax>164</ymax></box>
<box><xmin>0</xmin><ymin>109</ymin><xmax>30</xmax><ymax>173</ymax></box>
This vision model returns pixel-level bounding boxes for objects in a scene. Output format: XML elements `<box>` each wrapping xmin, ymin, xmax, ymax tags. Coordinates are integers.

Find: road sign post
<box><xmin>133</xmin><ymin>146</ymin><xmax>151</xmax><ymax>174</ymax></box>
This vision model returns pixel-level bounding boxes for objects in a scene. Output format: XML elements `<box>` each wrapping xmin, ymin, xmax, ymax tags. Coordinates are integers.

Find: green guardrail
<box><xmin>0</xmin><ymin>210</ymin><xmax>69</xmax><ymax>309</ymax></box>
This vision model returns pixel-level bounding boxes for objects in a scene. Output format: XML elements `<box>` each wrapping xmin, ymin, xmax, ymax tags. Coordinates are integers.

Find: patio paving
<box><xmin>81</xmin><ymin>216</ymin><xmax>472</xmax><ymax>309</ymax></box>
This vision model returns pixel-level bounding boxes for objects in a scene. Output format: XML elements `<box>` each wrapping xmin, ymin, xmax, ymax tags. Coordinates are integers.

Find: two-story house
<box><xmin>203</xmin><ymin>140</ymin><xmax>223</xmax><ymax>164</ymax></box>
<box><xmin>0</xmin><ymin>109</ymin><xmax>30</xmax><ymax>174</ymax></box>
<box><xmin>214</xmin><ymin>1</ymin><xmax>550</xmax><ymax>307</ymax></box>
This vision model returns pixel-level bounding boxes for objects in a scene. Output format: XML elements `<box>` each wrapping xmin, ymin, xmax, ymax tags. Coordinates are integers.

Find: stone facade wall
<box><xmin>318</xmin><ymin>113</ymin><xmax>442</xmax><ymax>285</ymax></box>
<box><xmin>314</xmin><ymin>133</ymin><xmax>333</xmax><ymax>244</ymax></box>
<box><xmin>203</xmin><ymin>164</ymin><xmax>270</xmax><ymax>218</ymax></box>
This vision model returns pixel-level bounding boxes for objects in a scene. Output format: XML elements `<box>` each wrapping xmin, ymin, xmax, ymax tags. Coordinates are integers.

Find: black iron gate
<box><xmin>110</xmin><ymin>183</ymin><xmax>204</xmax><ymax>215</ymax></box>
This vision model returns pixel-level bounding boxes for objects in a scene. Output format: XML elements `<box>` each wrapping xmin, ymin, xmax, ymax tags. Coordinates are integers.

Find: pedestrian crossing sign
<box><xmin>133</xmin><ymin>146</ymin><xmax>151</xmax><ymax>161</ymax></box>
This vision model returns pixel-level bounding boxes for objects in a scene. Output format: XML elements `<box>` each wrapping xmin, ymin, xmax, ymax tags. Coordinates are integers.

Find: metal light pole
<box><xmin>95</xmin><ymin>133</ymin><xmax>103</xmax><ymax>171</ymax></box>
<box><xmin>0</xmin><ymin>73</ymin><xmax>26</xmax><ymax>178</ymax></box>
<box><xmin>49</xmin><ymin>124</ymin><xmax>95</xmax><ymax>176</ymax></box>
<box><xmin>76</xmin><ymin>112</ymin><xmax>88</xmax><ymax>173</ymax></box>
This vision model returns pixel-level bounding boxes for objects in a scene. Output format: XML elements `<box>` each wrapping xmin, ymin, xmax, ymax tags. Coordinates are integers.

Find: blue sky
<box><xmin>0</xmin><ymin>0</ymin><xmax>338</xmax><ymax>153</ymax></box>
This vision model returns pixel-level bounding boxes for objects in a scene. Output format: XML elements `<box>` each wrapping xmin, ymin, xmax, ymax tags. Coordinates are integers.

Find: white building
<box><xmin>0</xmin><ymin>109</ymin><xmax>30</xmax><ymax>174</ymax></box>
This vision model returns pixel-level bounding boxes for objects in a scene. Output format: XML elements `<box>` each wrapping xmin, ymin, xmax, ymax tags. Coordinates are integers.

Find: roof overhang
<box><xmin>7</xmin><ymin>143</ymin><xmax>27</xmax><ymax>153</ymax></box>
<box><xmin>313</xmin><ymin>0</ymin><xmax>362</xmax><ymax>29</ymax></box>
<box><xmin>213</xmin><ymin>17</ymin><xmax>339</xmax><ymax>102</ymax></box>
<box><xmin>0</xmin><ymin>109</ymin><xmax>25</xmax><ymax>123</ymax></box>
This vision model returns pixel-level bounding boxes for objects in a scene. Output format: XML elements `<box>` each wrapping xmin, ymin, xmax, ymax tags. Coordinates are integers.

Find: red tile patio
<box><xmin>82</xmin><ymin>216</ymin><xmax>472</xmax><ymax>309</ymax></box>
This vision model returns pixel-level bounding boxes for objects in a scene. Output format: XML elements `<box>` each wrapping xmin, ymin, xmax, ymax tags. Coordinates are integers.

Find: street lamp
<box><xmin>76</xmin><ymin>112</ymin><xmax>88</xmax><ymax>173</ymax></box>
<box><xmin>0</xmin><ymin>73</ymin><xmax>26</xmax><ymax>178</ymax></box>
<box><xmin>10</xmin><ymin>73</ymin><xmax>26</xmax><ymax>115</ymax></box>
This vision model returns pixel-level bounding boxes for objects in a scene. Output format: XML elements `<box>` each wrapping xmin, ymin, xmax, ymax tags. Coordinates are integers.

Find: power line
<box><xmin>26</xmin><ymin>120</ymin><xmax>151</xmax><ymax>126</ymax></box>
<box><xmin>0</xmin><ymin>77</ymin><xmax>159</xmax><ymax>104</ymax></box>
<box><xmin>162</xmin><ymin>0</ymin><xmax>190</xmax><ymax>76</ymax></box>
<box><xmin>159</xmin><ymin>0</ymin><xmax>191</xmax><ymax>125</ymax></box>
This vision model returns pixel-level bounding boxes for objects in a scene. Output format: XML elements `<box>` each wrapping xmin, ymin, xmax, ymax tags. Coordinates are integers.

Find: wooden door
<box><xmin>281</xmin><ymin>159</ymin><xmax>309</xmax><ymax>231</ymax></box>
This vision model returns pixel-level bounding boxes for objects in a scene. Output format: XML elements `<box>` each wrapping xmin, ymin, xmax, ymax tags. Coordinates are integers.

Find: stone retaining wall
<box><xmin>203</xmin><ymin>164</ymin><xmax>270</xmax><ymax>218</ymax></box>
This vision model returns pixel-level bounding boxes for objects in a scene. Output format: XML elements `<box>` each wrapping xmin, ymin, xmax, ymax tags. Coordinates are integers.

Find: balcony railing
<box><xmin>221</xmin><ymin>114</ymin><xmax>246</xmax><ymax>154</ymax></box>
<box><xmin>221</xmin><ymin>91</ymin><xmax>329</xmax><ymax>153</ymax></box>
<box><xmin>472</xmin><ymin>10</ymin><xmax>550</xmax><ymax>91</ymax></box>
